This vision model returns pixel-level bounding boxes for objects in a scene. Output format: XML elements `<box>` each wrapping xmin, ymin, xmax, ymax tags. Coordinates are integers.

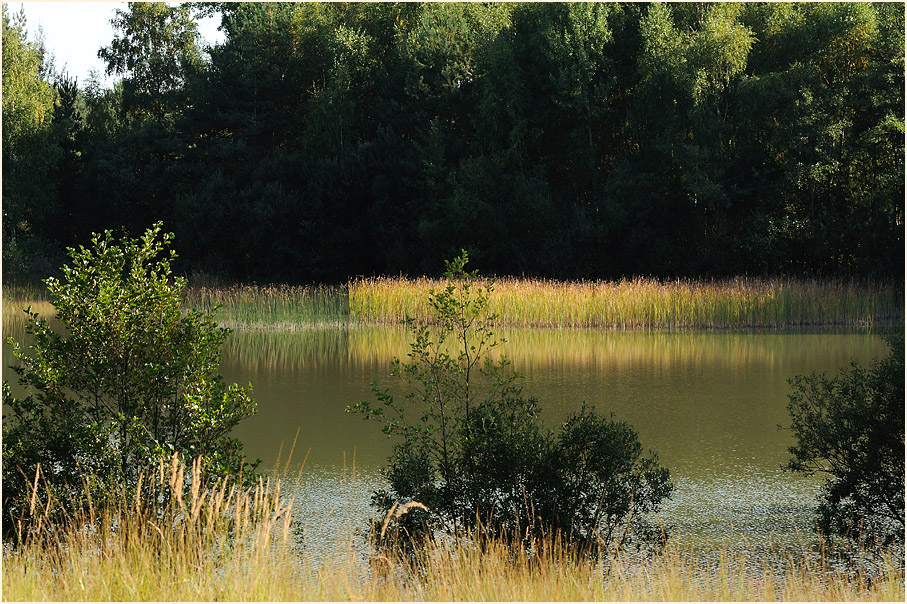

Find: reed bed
<box><xmin>1</xmin><ymin>283</ymin><xmax>50</xmax><ymax>303</ymax></box>
<box><xmin>349</xmin><ymin>276</ymin><xmax>903</xmax><ymax>329</ymax></box>
<box><xmin>6</xmin><ymin>276</ymin><xmax>901</xmax><ymax>331</ymax></box>
<box><xmin>2</xmin><ymin>284</ymin><xmax>55</xmax><ymax>334</ymax></box>
<box><xmin>2</xmin><ymin>454</ymin><xmax>297</xmax><ymax>602</ymax></box>
<box><xmin>182</xmin><ymin>283</ymin><xmax>350</xmax><ymax>330</ymax></box>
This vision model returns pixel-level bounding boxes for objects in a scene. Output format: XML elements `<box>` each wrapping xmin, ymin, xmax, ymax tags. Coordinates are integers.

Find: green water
<box><xmin>218</xmin><ymin>326</ymin><xmax>887</xmax><ymax>549</ymax></box>
<box><xmin>2</xmin><ymin>321</ymin><xmax>889</xmax><ymax>549</ymax></box>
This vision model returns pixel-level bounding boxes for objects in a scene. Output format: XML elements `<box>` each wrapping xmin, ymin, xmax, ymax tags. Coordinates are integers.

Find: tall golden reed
<box><xmin>349</xmin><ymin>276</ymin><xmax>902</xmax><ymax>329</ymax></box>
<box><xmin>2</xmin><ymin>445</ymin><xmax>903</xmax><ymax>602</ymax></box>
<box><xmin>7</xmin><ymin>276</ymin><xmax>900</xmax><ymax>331</ymax></box>
<box><xmin>4</xmin><ymin>489</ymin><xmax>903</xmax><ymax>602</ymax></box>
<box><xmin>3</xmin><ymin>453</ymin><xmax>296</xmax><ymax>602</ymax></box>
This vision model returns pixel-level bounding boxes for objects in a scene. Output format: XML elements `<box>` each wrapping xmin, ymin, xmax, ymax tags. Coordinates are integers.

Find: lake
<box><xmin>2</xmin><ymin>320</ymin><xmax>888</xmax><ymax>553</ymax></box>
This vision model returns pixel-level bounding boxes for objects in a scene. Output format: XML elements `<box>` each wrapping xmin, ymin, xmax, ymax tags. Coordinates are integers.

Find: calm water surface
<box><xmin>218</xmin><ymin>326</ymin><xmax>885</xmax><ymax>549</ymax></box>
<box><xmin>3</xmin><ymin>321</ymin><xmax>888</xmax><ymax>552</ymax></box>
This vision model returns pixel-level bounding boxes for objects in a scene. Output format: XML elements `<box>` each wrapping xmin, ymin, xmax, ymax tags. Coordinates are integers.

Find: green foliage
<box><xmin>786</xmin><ymin>332</ymin><xmax>904</xmax><ymax>548</ymax></box>
<box><xmin>5</xmin><ymin>2</ymin><xmax>904</xmax><ymax>282</ymax></box>
<box><xmin>3</xmin><ymin>223</ymin><xmax>257</xmax><ymax>540</ymax></box>
<box><xmin>98</xmin><ymin>2</ymin><xmax>203</xmax><ymax>122</ymax></box>
<box><xmin>349</xmin><ymin>253</ymin><xmax>672</xmax><ymax>553</ymax></box>
<box><xmin>533</xmin><ymin>406</ymin><xmax>674</xmax><ymax>549</ymax></box>
<box><xmin>1</xmin><ymin>4</ymin><xmax>63</xmax><ymax>282</ymax></box>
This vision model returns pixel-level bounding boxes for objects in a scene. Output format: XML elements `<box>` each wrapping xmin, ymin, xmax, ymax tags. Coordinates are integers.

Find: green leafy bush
<box><xmin>3</xmin><ymin>223</ymin><xmax>257</xmax><ymax>540</ymax></box>
<box><xmin>348</xmin><ymin>252</ymin><xmax>672</xmax><ymax>554</ymax></box>
<box><xmin>786</xmin><ymin>331</ymin><xmax>904</xmax><ymax>548</ymax></box>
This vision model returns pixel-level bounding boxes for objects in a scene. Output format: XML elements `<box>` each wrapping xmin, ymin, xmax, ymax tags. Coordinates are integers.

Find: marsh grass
<box><xmin>3</xmin><ymin>452</ymin><xmax>299</xmax><ymax>602</ymax></box>
<box><xmin>4</xmin><ymin>480</ymin><xmax>903</xmax><ymax>602</ymax></box>
<box><xmin>350</xmin><ymin>276</ymin><xmax>903</xmax><ymax>329</ymax></box>
<box><xmin>183</xmin><ymin>283</ymin><xmax>349</xmax><ymax>329</ymax></box>
<box><xmin>7</xmin><ymin>277</ymin><xmax>901</xmax><ymax>331</ymax></box>
<box><xmin>2</xmin><ymin>440</ymin><xmax>902</xmax><ymax>602</ymax></box>
<box><xmin>2</xmin><ymin>284</ymin><xmax>54</xmax><ymax>334</ymax></box>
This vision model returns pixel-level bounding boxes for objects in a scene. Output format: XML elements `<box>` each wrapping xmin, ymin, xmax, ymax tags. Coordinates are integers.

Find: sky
<box><xmin>10</xmin><ymin>2</ymin><xmax>225</xmax><ymax>87</ymax></box>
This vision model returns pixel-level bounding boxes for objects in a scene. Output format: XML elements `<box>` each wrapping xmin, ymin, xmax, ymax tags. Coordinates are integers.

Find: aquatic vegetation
<box><xmin>350</xmin><ymin>276</ymin><xmax>903</xmax><ymax>330</ymax></box>
<box><xmin>183</xmin><ymin>282</ymin><xmax>350</xmax><ymax>329</ymax></box>
<box><xmin>9</xmin><ymin>276</ymin><xmax>899</xmax><ymax>331</ymax></box>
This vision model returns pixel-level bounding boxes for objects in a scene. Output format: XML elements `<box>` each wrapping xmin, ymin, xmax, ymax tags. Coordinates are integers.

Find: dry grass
<box><xmin>350</xmin><ymin>276</ymin><xmax>903</xmax><ymax>329</ymax></box>
<box><xmin>5</xmin><ymin>520</ymin><xmax>902</xmax><ymax>601</ymax></box>
<box><xmin>2</xmin><ymin>453</ymin><xmax>297</xmax><ymax>602</ymax></box>
<box><xmin>3</xmin><ymin>457</ymin><xmax>903</xmax><ymax>602</ymax></box>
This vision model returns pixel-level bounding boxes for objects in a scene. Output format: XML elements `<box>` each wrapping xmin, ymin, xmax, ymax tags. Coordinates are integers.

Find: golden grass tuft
<box><xmin>3</xmin><ymin>453</ymin><xmax>296</xmax><ymax>602</ymax></box>
<box><xmin>3</xmin><ymin>457</ymin><xmax>903</xmax><ymax>601</ymax></box>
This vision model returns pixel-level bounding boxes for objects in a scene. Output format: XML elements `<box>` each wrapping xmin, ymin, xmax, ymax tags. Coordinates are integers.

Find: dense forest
<box><xmin>3</xmin><ymin>2</ymin><xmax>904</xmax><ymax>283</ymax></box>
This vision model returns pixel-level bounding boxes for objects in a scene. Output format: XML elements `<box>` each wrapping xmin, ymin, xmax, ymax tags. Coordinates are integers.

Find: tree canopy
<box><xmin>3</xmin><ymin>2</ymin><xmax>903</xmax><ymax>283</ymax></box>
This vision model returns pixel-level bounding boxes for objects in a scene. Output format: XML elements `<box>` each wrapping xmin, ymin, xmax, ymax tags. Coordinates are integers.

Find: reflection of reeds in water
<box><xmin>221</xmin><ymin>326</ymin><xmax>885</xmax><ymax>376</ymax></box>
<box><xmin>2</xmin><ymin>299</ymin><xmax>55</xmax><ymax>333</ymax></box>
<box><xmin>221</xmin><ymin>325</ymin><xmax>411</xmax><ymax>376</ymax></box>
<box><xmin>222</xmin><ymin>326</ymin><xmax>369</xmax><ymax>373</ymax></box>
<box><xmin>350</xmin><ymin>277</ymin><xmax>903</xmax><ymax>329</ymax></box>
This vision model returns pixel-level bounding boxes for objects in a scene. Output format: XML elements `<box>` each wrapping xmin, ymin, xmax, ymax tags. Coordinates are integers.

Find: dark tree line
<box><xmin>3</xmin><ymin>2</ymin><xmax>904</xmax><ymax>284</ymax></box>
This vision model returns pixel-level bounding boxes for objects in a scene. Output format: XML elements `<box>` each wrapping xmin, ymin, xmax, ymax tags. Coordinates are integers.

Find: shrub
<box><xmin>532</xmin><ymin>405</ymin><xmax>674</xmax><ymax>550</ymax></box>
<box><xmin>3</xmin><ymin>223</ymin><xmax>257</xmax><ymax>540</ymax></box>
<box><xmin>785</xmin><ymin>331</ymin><xmax>904</xmax><ymax>548</ymax></box>
<box><xmin>348</xmin><ymin>252</ymin><xmax>672</xmax><ymax>554</ymax></box>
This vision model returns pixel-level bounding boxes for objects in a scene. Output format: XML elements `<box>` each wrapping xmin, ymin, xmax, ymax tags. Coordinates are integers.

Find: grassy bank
<box><xmin>5</xmin><ymin>276</ymin><xmax>902</xmax><ymax>331</ymax></box>
<box><xmin>3</xmin><ymin>460</ymin><xmax>903</xmax><ymax>602</ymax></box>
<box><xmin>7</xmin><ymin>543</ymin><xmax>902</xmax><ymax>602</ymax></box>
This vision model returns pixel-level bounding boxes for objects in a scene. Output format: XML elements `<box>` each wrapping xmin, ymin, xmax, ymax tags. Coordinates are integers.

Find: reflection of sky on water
<box><xmin>280</xmin><ymin>464</ymin><xmax>824</xmax><ymax>565</ymax></box>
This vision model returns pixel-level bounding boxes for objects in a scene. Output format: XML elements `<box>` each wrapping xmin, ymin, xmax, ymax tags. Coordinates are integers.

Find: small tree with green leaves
<box><xmin>349</xmin><ymin>252</ymin><xmax>672</xmax><ymax>554</ymax></box>
<box><xmin>3</xmin><ymin>223</ymin><xmax>257</xmax><ymax>540</ymax></box>
<box><xmin>786</xmin><ymin>332</ymin><xmax>904</xmax><ymax>550</ymax></box>
<box><xmin>531</xmin><ymin>404</ymin><xmax>674</xmax><ymax>552</ymax></box>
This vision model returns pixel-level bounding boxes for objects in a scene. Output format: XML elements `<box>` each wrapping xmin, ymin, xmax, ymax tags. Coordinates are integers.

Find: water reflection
<box><xmin>215</xmin><ymin>326</ymin><xmax>884</xmax><ymax>550</ymax></box>
<box><xmin>2</xmin><ymin>319</ymin><xmax>887</xmax><ymax>550</ymax></box>
<box><xmin>217</xmin><ymin>327</ymin><xmax>884</xmax><ymax>473</ymax></box>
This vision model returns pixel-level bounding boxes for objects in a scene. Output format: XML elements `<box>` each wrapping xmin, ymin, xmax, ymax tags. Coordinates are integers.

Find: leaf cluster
<box><xmin>786</xmin><ymin>330</ymin><xmax>904</xmax><ymax>549</ymax></box>
<box><xmin>3</xmin><ymin>223</ymin><xmax>257</xmax><ymax>541</ymax></box>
